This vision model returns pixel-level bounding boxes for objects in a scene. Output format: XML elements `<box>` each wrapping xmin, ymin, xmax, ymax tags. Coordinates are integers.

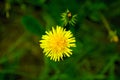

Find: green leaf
<box><xmin>21</xmin><ymin>16</ymin><xmax>45</xmax><ymax>36</ymax></box>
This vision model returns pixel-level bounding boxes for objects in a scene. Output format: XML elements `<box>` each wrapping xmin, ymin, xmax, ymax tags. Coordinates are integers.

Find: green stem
<box><xmin>100</xmin><ymin>54</ymin><xmax>118</xmax><ymax>74</ymax></box>
<box><xmin>100</xmin><ymin>13</ymin><xmax>111</xmax><ymax>32</ymax></box>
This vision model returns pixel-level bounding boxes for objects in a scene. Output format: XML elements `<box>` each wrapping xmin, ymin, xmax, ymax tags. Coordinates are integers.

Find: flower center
<box><xmin>51</xmin><ymin>37</ymin><xmax>67</xmax><ymax>52</ymax></box>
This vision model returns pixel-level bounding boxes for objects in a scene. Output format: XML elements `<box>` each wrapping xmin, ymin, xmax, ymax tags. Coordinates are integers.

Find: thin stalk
<box><xmin>100</xmin><ymin>13</ymin><xmax>111</xmax><ymax>32</ymax></box>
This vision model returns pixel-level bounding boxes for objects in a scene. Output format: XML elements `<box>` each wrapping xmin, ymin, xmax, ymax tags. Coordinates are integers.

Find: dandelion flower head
<box><xmin>39</xmin><ymin>26</ymin><xmax>76</xmax><ymax>61</ymax></box>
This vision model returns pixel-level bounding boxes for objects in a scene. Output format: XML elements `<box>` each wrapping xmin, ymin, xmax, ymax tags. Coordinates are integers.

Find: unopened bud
<box><xmin>109</xmin><ymin>30</ymin><xmax>119</xmax><ymax>43</ymax></box>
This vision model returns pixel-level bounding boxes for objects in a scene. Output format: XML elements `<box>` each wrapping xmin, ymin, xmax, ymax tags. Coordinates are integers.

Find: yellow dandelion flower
<box><xmin>39</xmin><ymin>26</ymin><xmax>76</xmax><ymax>61</ymax></box>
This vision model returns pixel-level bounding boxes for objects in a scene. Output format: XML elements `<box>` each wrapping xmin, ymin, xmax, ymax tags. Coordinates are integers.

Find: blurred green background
<box><xmin>0</xmin><ymin>0</ymin><xmax>120</xmax><ymax>80</ymax></box>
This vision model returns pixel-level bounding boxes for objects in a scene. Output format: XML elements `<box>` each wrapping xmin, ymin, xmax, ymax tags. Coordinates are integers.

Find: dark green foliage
<box><xmin>21</xmin><ymin>16</ymin><xmax>45</xmax><ymax>36</ymax></box>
